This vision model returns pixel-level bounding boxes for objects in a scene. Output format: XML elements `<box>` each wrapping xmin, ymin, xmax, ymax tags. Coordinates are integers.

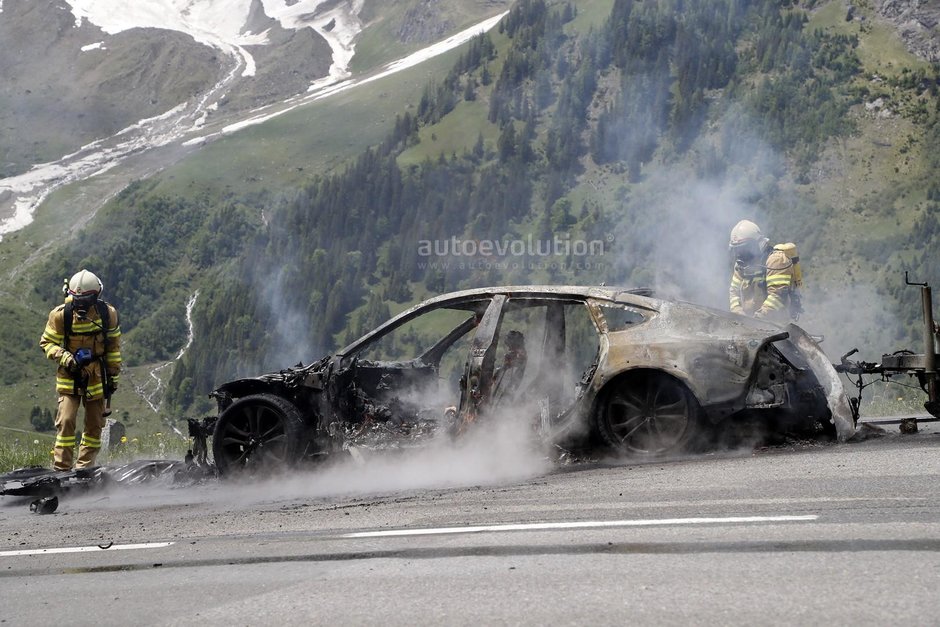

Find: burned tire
<box><xmin>595</xmin><ymin>372</ymin><xmax>702</xmax><ymax>457</ymax></box>
<box><xmin>212</xmin><ymin>394</ymin><xmax>306</xmax><ymax>476</ymax></box>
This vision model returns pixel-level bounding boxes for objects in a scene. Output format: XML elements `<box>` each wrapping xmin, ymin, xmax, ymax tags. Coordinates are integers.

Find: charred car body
<box><xmin>209</xmin><ymin>286</ymin><xmax>855</xmax><ymax>473</ymax></box>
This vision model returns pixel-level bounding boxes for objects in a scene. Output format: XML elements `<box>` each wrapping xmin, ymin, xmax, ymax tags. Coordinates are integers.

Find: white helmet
<box><xmin>65</xmin><ymin>269</ymin><xmax>103</xmax><ymax>302</ymax></box>
<box><xmin>729</xmin><ymin>220</ymin><xmax>762</xmax><ymax>247</ymax></box>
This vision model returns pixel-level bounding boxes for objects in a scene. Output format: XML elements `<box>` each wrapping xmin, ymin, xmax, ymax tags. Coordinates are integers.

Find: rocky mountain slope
<box><xmin>0</xmin><ymin>0</ymin><xmax>223</xmax><ymax>178</ymax></box>
<box><xmin>0</xmin><ymin>0</ymin><xmax>356</xmax><ymax>179</ymax></box>
<box><xmin>879</xmin><ymin>0</ymin><xmax>940</xmax><ymax>61</ymax></box>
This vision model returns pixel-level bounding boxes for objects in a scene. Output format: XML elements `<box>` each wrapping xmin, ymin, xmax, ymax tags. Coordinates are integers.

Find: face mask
<box><xmin>71</xmin><ymin>293</ymin><xmax>98</xmax><ymax>315</ymax></box>
<box><xmin>733</xmin><ymin>241</ymin><xmax>759</xmax><ymax>262</ymax></box>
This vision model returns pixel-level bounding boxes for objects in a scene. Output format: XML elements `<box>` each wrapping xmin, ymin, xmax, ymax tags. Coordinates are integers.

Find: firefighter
<box><xmin>40</xmin><ymin>270</ymin><xmax>122</xmax><ymax>471</ymax></box>
<box><xmin>728</xmin><ymin>220</ymin><xmax>795</xmax><ymax>321</ymax></box>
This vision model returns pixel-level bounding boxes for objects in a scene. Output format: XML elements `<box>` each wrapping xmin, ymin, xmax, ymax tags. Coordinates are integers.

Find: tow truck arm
<box><xmin>835</xmin><ymin>273</ymin><xmax>940</xmax><ymax>429</ymax></box>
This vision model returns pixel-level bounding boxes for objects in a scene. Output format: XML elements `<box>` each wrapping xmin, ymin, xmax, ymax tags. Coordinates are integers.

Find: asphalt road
<box><xmin>2</xmin><ymin>424</ymin><xmax>939</xmax><ymax>625</ymax></box>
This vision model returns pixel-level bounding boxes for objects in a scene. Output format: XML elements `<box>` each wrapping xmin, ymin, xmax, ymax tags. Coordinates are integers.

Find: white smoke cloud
<box><xmin>62</xmin><ymin>408</ymin><xmax>552</xmax><ymax>512</ymax></box>
<box><xmin>237</xmin><ymin>412</ymin><xmax>552</xmax><ymax>503</ymax></box>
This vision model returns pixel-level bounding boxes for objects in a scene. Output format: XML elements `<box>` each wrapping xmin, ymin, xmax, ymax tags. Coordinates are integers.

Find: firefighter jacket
<box><xmin>729</xmin><ymin>248</ymin><xmax>794</xmax><ymax>321</ymax></box>
<box><xmin>40</xmin><ymin>301</ymin><xmax>122</xmax><ymax>400</ymax></box>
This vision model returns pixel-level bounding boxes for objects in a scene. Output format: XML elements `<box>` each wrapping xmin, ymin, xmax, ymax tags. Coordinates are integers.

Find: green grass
<box><xmin>790</xmin><ymin>1</ymin><xmax>936</xmax><ymax>343</ymax></box>
<box><xmin>0</xmin><ymin>362</ymin><xmax>189</xmax><ymax>440</ymax></box>
<box><xmin>102</xmin><ymin>430</ymin><xmax>192</xmax><ymax>465</ymax></box>
<box><xmin>0</xmin><ymin>430</ymin><xmax>55</xmax><ymax>472</ymax></box>
<box><xmin>807</xmin><ymin>1</ymin><xmax>855</xmax><ymax>31</ymax></box>
<box><xmin>567</xmin><ymin>0</ymin><xmax>616</xmax><ymax>32</ymax></box>
<box><xmin>807</xmin><ymin>0</ymin><xmax>933</xmax><ymax>77</ymax></box>
<box><xmin>398</xmin><ymin>99</ymin><xmax>497</xmax><ymax>165</ymax></box>
<box><xmin>856</xmin><ymin>23</ymin><xmax>933</xmax><ymax>78</ymax></box>
<box><xmin>0</xmin><ymin>377</ymin><xmax>60</xmax><ymax>434</ymax></box>
<box><xmin>350</xmin><ymin>2</ymin><xmax>429</xmax><ymax>73</ymax></box>
<box><xmin>148</xmin><ymin>48</ymin><xmax>467</xmax><ymax>203</ymax></box>
<box><xmin>0</xmin><ymin>428</ymin><xmax>191</xmax><ymax>472</ymax></box>
<box><xmin>856</xmin><ymin>377</ymin><xmax>935</xmax><ymax>418</ymax></box>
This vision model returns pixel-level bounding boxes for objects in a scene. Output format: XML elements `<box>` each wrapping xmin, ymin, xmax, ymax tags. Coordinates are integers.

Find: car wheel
<box><xmin>596</xmin><ymin>372</ymin><xmax>702</xmax><ymax>456</ymax></box>
<box><xmin>212</xmin><ymin>393</ymin><xmax>306</xmax><ymax>475</ymax></box>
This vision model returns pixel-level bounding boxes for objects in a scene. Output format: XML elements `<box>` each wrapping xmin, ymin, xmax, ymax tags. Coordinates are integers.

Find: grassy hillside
<box><xmin>793</xmin><ymin>0</ymin><xmax>939</xmax><ymax>353</ymax></box>
<box><xmin>3</xmin><ymin>0</ymin><xmax>939</xmax><ymax>437</ymax></box>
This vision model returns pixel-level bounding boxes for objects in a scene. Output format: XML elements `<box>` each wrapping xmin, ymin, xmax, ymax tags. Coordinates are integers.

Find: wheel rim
<box><xmin>606</xmin><ymin>377</ymin><xmax>691</xmax><ymax>454</ymax></box>
<box><xmin>217</xmin><ymin>403</ymin><xmax>290</xmax><ymax>471</ymax></box>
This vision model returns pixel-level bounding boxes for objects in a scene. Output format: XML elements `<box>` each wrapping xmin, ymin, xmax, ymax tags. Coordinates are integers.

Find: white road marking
<box><xmin>343</xmin><ymin>515</ymin><xmax>819</xmax><ymax>538</ymax></box>
<box><xmin>0</xmin><ymin>541</ymin><xmax>174</xmax><ymax>558</ymax></box>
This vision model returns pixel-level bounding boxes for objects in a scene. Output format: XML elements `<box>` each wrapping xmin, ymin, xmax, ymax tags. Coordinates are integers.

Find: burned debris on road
<box><xmin>0</xmin><ymin>459</ymin><xmax>214</xmax><ymax>502</ymax></box>
<box><xmin>1</xmin><ymin>418</ymin><xmax>217</xmax><ymax>504</ymax></box>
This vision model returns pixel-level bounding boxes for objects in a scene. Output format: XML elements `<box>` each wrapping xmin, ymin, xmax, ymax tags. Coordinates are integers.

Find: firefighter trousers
<box><xmin>53</xmin><ymin>394</ymin><xmax>105</xmax><ymax>471</ymax></box>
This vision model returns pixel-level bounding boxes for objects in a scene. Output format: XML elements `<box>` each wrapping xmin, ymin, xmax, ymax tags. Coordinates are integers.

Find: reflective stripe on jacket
<box><xmin>729</xmin><ymin>249</ymin><xmax>793</xmax><ymax>320</ymax></box>
<box><xmin>40</xmin><ymin>302</ymin><xmax>122</xmax><ymax>399</ymax></box>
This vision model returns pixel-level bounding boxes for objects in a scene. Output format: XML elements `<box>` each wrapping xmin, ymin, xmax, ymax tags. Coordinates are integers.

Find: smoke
<box><xmin>609</xmin><ymin>167</ymin><xmax>769</xmax><ymax>309</ymax></box>
<box><xmin>65</xmin><ymin>408</ymin><xmax>552</xmax><ymax>511</ymax></box>
<box><xmin>598</xmin><ymin>87</ymin><xmax>904</xmax><ymax>365</ymax></box>
<box><xmin>591</xmin><ymin>75</ymin><xmax>788</xmax><ymax>307</ymax></box>
<box><xmin>235</xmin><ymin>411</ymin><xmax>551</xmax><ymax>505</ymax></box>
<box><xmin>237</xmin><ymin>189</ymin><xmax>325</xmax><ymax>374</ymax></box>
<box><xmin>259</xmin><ymin>264</ymin><xmax>319</xmax><ymax>367</ymax></box>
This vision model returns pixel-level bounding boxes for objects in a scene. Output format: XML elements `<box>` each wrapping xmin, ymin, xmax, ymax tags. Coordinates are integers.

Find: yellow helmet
<box><xmin>729</xmin><ymin>220</ymin><xmax>762</xmax><ymax>247</ymax></box>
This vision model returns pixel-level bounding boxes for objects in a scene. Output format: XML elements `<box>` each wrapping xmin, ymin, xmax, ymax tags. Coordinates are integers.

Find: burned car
<box><xmin>209</xmin><ymin>286</ymin><xmax>854</xmax><ymax>473</ymax></box>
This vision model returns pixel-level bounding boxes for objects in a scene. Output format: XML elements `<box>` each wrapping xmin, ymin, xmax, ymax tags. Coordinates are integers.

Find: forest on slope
<box><xmin>11</xmin><ymin>0</ymin><xmax>940</xmax><ymax>423</ymax></box>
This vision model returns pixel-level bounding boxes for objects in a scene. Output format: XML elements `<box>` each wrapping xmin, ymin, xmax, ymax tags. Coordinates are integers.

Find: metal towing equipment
<box><xmin>836</xmin><ymin>273</ymin><xmax>940</xmax><ymax>432</ymax></box>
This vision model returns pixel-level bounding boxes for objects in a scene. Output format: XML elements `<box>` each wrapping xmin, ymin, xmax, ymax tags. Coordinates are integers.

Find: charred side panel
<box><xmin>212</xmin><ymin>379</ymin><xmax>283</xmax><ymax>410</ymax></box>
<box><xmin>600</xmin><ymin>334</ymin><xmax>755</xmax><ymax>423</ymax></box>
<box><xmin>785</xmin><ymin>325</ymin><xmax>856</xmax><ymax>440</ymax></box>
<box><xmin>744</xmin><ymin>343</ymin><xmax>794</xmax><ymax>409</ymax></box>
<box><xmin>593</xmin><ymin>300</ymin><xmax>821</xmax><ymax>426</ymax></box>
<box><xmin>211</xmin><ymin>358</ymin><xmax>330</xmax><ymax>422</ymax></box>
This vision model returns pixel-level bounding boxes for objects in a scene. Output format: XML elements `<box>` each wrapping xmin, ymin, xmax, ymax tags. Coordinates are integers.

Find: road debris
<box><xmin>29</xmin><ymin>496</ymin><xmax>58</xmax><ymax>515</ymax></box>
<box><xmin>1</xmin><ymin>459</ymin><xmax>215</xmax><ymax>509</ymax></box>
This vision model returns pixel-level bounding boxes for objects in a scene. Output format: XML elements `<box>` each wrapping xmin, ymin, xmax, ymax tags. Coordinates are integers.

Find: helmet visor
<box><xmin>69</xmin><ymin>290</ymin><xmax>99</xmax><ymax>311</ymax></box>
<box><xmin>731</xmin><ymin>239</ymin><xmax>760</xmax><ymax>262</ymax></box>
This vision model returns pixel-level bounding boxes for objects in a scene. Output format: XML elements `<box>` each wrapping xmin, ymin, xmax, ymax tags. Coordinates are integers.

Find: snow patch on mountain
<box><xmin>263</xmin><ymin>0</ymin><xmax>364</xmax><ymax>84</ymax></box>
<box><xmin>213</xmin><ymin>11</ymin><xmax>507</xmax><ymax>138</ymax></box>
<box><xmin>0</xmin><ymin>7</ymin><xmax>506</xmax><ymax>241</ymax></box>
<box><xmin>63</xmin><ymin>0</ymin><xmax>362</xmax><ymax>78</ymax></box>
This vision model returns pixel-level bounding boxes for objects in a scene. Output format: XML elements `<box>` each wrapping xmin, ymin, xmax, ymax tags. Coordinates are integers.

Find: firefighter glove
<box><xmin>59</xmin><ymin>351</ymin><xmax>77</xmax><ymax>371</ymax></box>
